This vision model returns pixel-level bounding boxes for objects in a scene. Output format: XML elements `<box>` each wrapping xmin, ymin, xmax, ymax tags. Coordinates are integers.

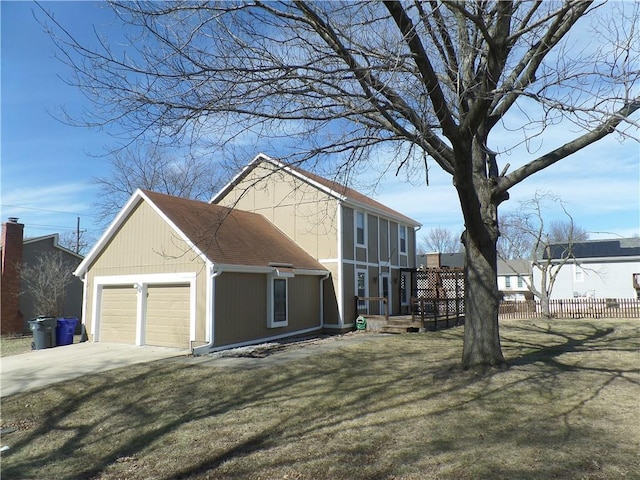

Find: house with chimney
<box><xmin>1</xmin><ymin>218</ymin><xmax>83</xmax><ymax>334</ymax></box>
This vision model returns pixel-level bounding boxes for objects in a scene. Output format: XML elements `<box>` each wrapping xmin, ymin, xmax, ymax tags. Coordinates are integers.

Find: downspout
<box><xmin>192</xmin><ymin>265</ymin><xmax>223</xmax><ymax>355</ymax></box>
<box><xmin>78</xmin><ymin>273</ymin><xmax>89</xmax><ymax>342</ymax></box>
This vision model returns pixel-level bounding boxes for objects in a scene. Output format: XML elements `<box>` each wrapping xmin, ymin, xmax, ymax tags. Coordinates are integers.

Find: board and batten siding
<box><xmin>216</xmin><ymin>164</ymin><xmax>339</xmax><ymax>261</ymax></box>
<box><xmin>213</xmin><ymin>272</ymin><xmax>321</xmax><ymax>346</ymax></box>
<box><xmin>84</xmin><ymin>200</ymin><xmax>208</xmax><ymax>344</ymax></box>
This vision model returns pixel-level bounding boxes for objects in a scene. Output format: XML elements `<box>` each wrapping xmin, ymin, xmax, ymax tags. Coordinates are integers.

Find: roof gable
<box><xmin>211</xmin><ymin>153</ymin><xmax>421</xmax><ymax>227</ymax></box>
<box><xmin>76</xmin><ymin>189</ymin><xmax>326</xmax><ymax>276</ymax></box>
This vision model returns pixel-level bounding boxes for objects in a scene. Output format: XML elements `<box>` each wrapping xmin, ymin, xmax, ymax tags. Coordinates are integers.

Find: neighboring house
<box><xmin>75</xmin><ymin>189</ymin><xmax>330</xmax><ymax>352</ymax></box>
<box><xmin>497</xmin><ymin>259</ymin><xmax>532</xmax><ymax>301</ymax></box>
<box><xmin>211</xmin><ymin>153</ymin><xmax>421</xmax><ymax>328</ymax></box>
<box><xmin>417</xmin><ymin>252</ymin><xmax>465</xmax><ymax>269</ymax></box>
<box><xmin>532</xmin><ymin>237</ymin><xmax>640</xmax><ymax>299</ymax></box>
<box><xmin>1</xmin><ymin>218</ymin><xmax>83</xmax><ymax>334</ymax></box>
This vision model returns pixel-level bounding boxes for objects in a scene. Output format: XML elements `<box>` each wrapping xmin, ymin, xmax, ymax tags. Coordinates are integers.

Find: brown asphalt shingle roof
<box><xmin>285</xmin><ymin>162</ymin><xmax>420</xmax><ymax>226</ymax></box>
<box><xmin>143</xmin><ymin>190</ymin><xmax>326</xmax><ymax>271</ymax></box>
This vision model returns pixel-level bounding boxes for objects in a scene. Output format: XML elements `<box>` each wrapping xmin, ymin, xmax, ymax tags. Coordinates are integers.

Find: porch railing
<box><xmin>355</xmin><ymin>296</ymin><xmax>389</xmax><ymax>322</ymax></box>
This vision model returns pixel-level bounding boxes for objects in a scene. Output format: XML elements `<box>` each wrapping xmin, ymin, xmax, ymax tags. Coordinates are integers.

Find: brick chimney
<box><xmin>1</xmin><ymin>218</ymin><xmax>25</xmax><ymax>334</ymax></box>
<box><xmin>425</xmin><ymin>252</ymin><xmax>441</xmax><ymax>268</ymax></box>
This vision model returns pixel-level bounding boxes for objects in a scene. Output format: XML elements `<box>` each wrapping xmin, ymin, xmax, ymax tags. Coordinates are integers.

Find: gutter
<box><xmin>320</xmin><ymin>270</ymin><xmax>331</xmax><ymax>328</ymax></box>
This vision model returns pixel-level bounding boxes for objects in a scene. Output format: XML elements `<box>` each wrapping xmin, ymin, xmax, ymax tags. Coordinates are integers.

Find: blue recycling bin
<box><xmin>56</xmin><ymin>317</ymin><xmax>78</xmax><ymax>346</ymax></box>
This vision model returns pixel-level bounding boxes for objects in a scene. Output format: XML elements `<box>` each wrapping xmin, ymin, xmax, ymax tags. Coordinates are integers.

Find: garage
<box><xmin>96</xmin><ymin>280</ymin><xmax>193</xmax><ymax>349</ymax></box>
<box><xmin>145</xmin><ymin>283</ymin><xmax>191</xmax><ymax>348</ymax></box>
<box><xmin>99</xmin><ymin>285</ymin><xmax>137</xmax><ymax>344</ymax></box>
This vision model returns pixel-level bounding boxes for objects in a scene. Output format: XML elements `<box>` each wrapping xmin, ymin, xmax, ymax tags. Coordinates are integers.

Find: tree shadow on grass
<box><xmin>2</xmin><ymin>323</ymin><xmax>639</xmax><ymax>479</ymax></box>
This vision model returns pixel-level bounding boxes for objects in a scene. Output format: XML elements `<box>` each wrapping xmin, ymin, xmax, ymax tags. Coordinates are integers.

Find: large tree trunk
<box><xmin>456</xmin><ymin>140</ymin><xmax>507</xmax><ymax>369</ymax></box>
<box><xmin>461</xmin><ymin>226</ymin><xmax>506</xmax><ymax>369</ymax></box>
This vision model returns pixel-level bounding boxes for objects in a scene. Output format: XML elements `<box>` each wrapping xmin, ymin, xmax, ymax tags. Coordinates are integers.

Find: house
<box><xmin>533</xmin><ymin>237</ymin><xmax>640</xmax><ymax>299</ymax></box>
<box><xmin>497</xmin><ymin>259</ymin><xmax>532</xmax><ymax>301</ymax></box>
<box><xmin>417</xmin><ymin>252</ymin><xmax>465</xmax><ymax>269</ymax></box>
<box><xmin>74</xmin><ymin>190</ymin><xmax>330</xmax><ymax>352</ymax></box>
<box><xmin>211</xmin><ymin>153</ymin><xmax>421</xmax><ymax>328</ymax></box>
<box><xmin>1</xmin><ymin>218</ymin><xmax>83</xmax><ymax>334</ymax></box>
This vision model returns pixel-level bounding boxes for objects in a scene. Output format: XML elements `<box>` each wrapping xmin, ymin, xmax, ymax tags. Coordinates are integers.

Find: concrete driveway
<box><xmin>1</xmin><ymin>342</ymin><xmax>187</xmax><ymax>398</ymax></box>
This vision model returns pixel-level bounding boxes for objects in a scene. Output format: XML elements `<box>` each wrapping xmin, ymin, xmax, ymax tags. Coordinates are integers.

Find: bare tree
<box><xmin>58</xmin><ymin>229</ymin><xmax>95</xmax><ymax>256</ymax></box>
<box><xmin>21</xmin><ymin>252</ymin><xmax>74</xmax><ymax>317</ymax></box>
<box><xmin>420</xmin><ymin>227</ymin><xmax>461</xmax><ymax>254</ymax></box>
<box><xmin>94</xmin><ymin>144</ymin><xmax>223</xmax><ymax>224</ymax></box>
<box><xmin>40</xmin><ymin>1</ymin><xmax>639</xmax><ymax>368</ymax></box>
<box><xmin>499</xmin><ymin>192</ymin><xmax>586</xmax><ymax>317</ymax></box>
<box><xmin>548</xmin><ymin>220</ymin><xmax>589</xmax><ymax>244</ymax></box>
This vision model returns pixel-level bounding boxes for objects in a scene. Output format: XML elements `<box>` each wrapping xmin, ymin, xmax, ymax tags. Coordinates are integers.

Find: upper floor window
<box><xmin>574</xmin><ymin>265</ymin><xmax>584</xmax><ymax>282</ymax></box>
<box><xmin>356</xmin><ymin>211</ymin><xmax>365</xmax><ymax>246</ymax></box>
<box><xmin>505</xmin><ymin>276</ymin><xmax>511</xmax><ymax>288</ymax></box>
<box><xmin>517</xmin><ymin>276</ymin><xmax>524</xmax><ymax>288</ymax></box>
<box><xmin>399</xmin><ymin>225</ymin><xmax>407</xmax><ymax>254</ymax></box>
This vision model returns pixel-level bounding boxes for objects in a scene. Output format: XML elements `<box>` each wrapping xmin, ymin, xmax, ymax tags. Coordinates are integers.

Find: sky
<box><xmin>1</xmin><ymin>1</ymin><xmax>639</xmax><ymax>253</ymax></box>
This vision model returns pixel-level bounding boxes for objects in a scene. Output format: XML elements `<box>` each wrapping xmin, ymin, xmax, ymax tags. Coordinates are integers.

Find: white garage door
<box><xmin>100</xmin><ymin>286</ymin><xmax>137</xmax><ymax>344</ymax></box>
<box><xmin>145</xmin><ymin>284</ymin><xmax>191</xmax><ymax>348</ymax></box>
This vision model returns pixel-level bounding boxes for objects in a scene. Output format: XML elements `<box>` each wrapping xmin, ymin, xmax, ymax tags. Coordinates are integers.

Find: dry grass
<box><xmin>0</xmin><ymin>335</ymin><xmax>33</xmax><ymax>357</ymax></box>
<box><xmin>1</xmin><ymin>318</ymin><xmax>638</xmax><ymax>479</ymax></box>
<box><xmin>1</xmin><ymin>334</ymin><xmax>83</xmax><ymax>357</ymax></box>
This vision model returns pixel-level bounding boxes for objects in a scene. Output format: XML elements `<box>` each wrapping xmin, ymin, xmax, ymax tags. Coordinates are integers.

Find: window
<box><xmin>517</xmin><ymin>276</ymin><xmax>523</xmax><ymax>288</ymax></box>
<box><xmin>505</xmin><ymin>276</ymin><xmax>511</xmax><ymax>288</ymax></box>
<box><xmin>356</xmin><ymin>211</ymin><xmax>365</xmax><ymax>246</ymax></box>
<box><xmin>267</xmin><ymin>276</ymin><xmax>288</xmax><ymax>327</ymax></box>
<box><xmin>399</xmin><ymin>225</ymin><xmax>407</xmax><ymax>254</ymax></box>
<box><xmin>356</xmin><ymin>270</ymin><xmax>367</xmax><ymax>311</ymax></box>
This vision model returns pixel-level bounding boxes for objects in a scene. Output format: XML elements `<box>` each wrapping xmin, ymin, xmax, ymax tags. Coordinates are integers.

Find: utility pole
<box><xmin>76</xmin><ymin>216</ymin><xmax>80</xmax><ymax>254</ymax></box>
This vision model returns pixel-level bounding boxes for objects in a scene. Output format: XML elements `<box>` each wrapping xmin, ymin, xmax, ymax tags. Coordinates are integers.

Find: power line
<box><xmin>0</xmin><ymin>204</ymin><xmax>100</xmax><ymax>218</ymax></box>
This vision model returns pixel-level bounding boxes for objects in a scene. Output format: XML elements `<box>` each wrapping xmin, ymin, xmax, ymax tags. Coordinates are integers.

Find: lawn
<box><xmin>1</xmin><ymin>318</ymin><xmax>638</xmax><ymax>479</ymax></box>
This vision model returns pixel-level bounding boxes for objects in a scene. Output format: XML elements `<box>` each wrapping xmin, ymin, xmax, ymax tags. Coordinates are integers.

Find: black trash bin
<box><xmin>28</xmin><ymin>317</ymin><xmax>58</xmax><ymax>350</ymax></box>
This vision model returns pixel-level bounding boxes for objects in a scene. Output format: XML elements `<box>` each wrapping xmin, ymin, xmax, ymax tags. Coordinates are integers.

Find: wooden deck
<box><xmin>366</xmin><ymin>314</ymin><xmax>465</xmax><ymax>334</ymax></box>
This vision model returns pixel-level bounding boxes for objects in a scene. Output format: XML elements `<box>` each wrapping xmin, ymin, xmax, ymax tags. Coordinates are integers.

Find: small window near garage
<box><xmin>399</xmin><ymin>225</ymin><xmax>407</xmax><ymax>254</ymax></box>
<box><xmin>356</xmin><ymin>211</ymin><xmax>366</xmax><ymax>246</ymax></box>
<box><xmin>268</xmin><ymin>277</ymin><xmax>288</xmax><ymax>328</ymax></box>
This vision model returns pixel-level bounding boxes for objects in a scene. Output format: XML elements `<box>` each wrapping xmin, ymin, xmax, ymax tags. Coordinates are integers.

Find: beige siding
<box><xmin>214</xmin><ymin>272</ymin><xmax>321</xmax><ymax>346</ymax></box>
<box><xmin>100</xmin><ymin>286</ymin><xmax>137</xmax><ymax>344</ymax></box>
<box><xmin>145</xmin><ymin>284</ymin><xmax>191</xmax><ymax>348</ymax></box>
<box><xmin>341</xmin><ymin>206</ymin><xmax>354</xmax><ymax>261</ymax></box>
<box><xmin>85</xmin><ymin>200</ymin><xmax>207</xmax><ymax>343</ymax></box>
<box><xmin>217</xmin><ymin>164</ymin><xmax>338</xmax><ymax>261</ymax></box>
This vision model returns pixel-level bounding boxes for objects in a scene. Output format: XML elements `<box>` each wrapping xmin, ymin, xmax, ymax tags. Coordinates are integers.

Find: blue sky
<box><xmin>2</xmin><ymin>1</ymin><xmax>639</xmax><ymax>249</ymax></box>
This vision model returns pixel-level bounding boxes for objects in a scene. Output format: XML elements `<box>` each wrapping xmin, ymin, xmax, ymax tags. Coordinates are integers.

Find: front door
<box><xmin>381</xmin><ymin>274</ymin><xmax>391</xmax><ymax>315</ymax></box>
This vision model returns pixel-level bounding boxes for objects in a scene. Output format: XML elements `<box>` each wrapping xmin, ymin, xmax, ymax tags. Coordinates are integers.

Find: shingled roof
<box><xmin>545</xmin><ymin>237</ymin><xmax>640</xmax><ymax>260</ymax></box>
<box><xmin>211</xmin><ymin>153</ymin><xmax>421</xmax><ymax>227</ymax></box>
<box><xmin>145</xmin><ymin>190</ymin><xmax>327</xmax><ymax>270</ymax></box>
<box><xmin>76</xmin><ymin>190</ymin><xmax>327</xmax><ymax>276</ymax></box>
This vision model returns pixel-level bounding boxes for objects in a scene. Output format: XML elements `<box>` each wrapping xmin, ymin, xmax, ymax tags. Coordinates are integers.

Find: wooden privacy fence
<box><xmin>499</xmin><ymin>298</ymin><xmax>640</xmax><ymax>319</ymax></box>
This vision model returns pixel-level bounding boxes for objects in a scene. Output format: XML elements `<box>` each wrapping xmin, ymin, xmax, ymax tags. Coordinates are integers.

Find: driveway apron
<box><xmin>1</xmin><ymin>342</ymin><xmax>187</xmax><ymax>397</ymax></box>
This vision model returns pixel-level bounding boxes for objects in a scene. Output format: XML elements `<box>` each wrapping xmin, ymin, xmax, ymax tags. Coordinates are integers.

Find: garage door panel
<box><xmin>145</xmin><ymin>284</ymin><xmax>190</xmax><ymax>348</ymax></box>
<box><xmin>100</xmin><ymin>286</ymin><xmax>137</xmax><ymax>344</ymax></box>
